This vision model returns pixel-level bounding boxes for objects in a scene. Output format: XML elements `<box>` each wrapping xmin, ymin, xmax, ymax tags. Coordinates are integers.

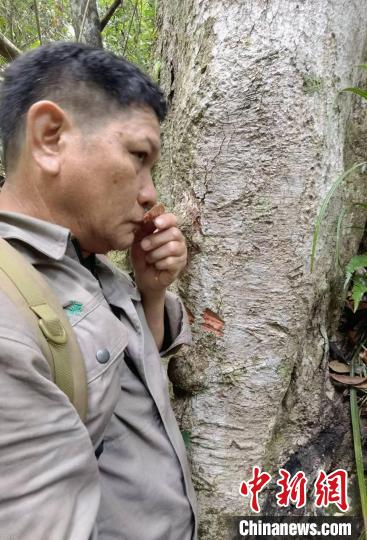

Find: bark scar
<box><xmin>201</xmin><ymin>309</ymin><xmax>224</xmax><ymax>336</ymax></box>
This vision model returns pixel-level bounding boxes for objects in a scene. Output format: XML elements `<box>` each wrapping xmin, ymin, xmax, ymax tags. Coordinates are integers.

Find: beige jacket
<box><xmin>0</xmin><ymin>212</ymin><xmax>197</xmax><ymax>540</ymax></box>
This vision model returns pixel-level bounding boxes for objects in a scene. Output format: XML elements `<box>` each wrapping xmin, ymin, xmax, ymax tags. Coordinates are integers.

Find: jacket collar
<box><xmin>0</xmin><ymin>211</ymin><xmax>72</xmax><ymax>260</ymax></box>
<box><xmin>95</xmin><ymin>255</ymin><xmax>141</xmax><ymax>302</ymax></box>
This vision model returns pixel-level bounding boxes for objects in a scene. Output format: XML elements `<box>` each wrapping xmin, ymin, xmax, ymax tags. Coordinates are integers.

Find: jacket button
<box><xmin>96</xmin><ymin>348</ymin><xmax>110</xmax><ymax>364</ymax></box>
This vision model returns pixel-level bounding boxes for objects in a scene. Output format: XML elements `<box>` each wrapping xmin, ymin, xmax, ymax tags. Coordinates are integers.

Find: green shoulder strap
<box><xmin>0</xmin><ymin>237</ymin><xmax>88</xmax><ymax>423</ymax></box>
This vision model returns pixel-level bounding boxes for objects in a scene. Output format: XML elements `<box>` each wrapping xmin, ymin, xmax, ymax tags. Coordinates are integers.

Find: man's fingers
<box><xmin>152</xmin><ymin>212</ymin><xmax>177</xmax><ymax>230</ymax></box>
<box><xmin>154</xmin><ymin>255</ymin><xmax>187</xmax><ymax>271</ymax></box>
<box><xmin>141</xmin><ymin>226</ymin><xmax>184</xmax><ymax>251</ymax></box>
<box><xmin>145</xmin><ymin>240</ymin><xmax>186</xmax><ymax>263</ymax></box>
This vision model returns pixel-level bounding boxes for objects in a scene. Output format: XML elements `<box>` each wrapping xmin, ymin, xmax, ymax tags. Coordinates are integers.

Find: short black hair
<box><xmin>0</xmin><ymin>42</ymin><xmax>167</xmax><ymax>170</ymax></box>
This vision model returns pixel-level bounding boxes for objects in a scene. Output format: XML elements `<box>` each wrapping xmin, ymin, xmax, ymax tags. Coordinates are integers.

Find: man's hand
<box><xmin>130</xmin><ymin>212</ymin><xmax>187</xmax><ymax>349</ymax></box>
<box><xmin>131</xmin><ymin>212</ymin><xmax>187</xmax><ymax>295</ymax></box>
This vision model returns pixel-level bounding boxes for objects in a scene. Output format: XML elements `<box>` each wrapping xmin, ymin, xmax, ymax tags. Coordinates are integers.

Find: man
<box><xmin>0</xmin><ymin>42</ymin><xmax>197</xmax><ymax>539</ymax></box>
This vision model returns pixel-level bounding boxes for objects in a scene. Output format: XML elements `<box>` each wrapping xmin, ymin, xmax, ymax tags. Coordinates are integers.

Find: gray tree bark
<box><xmin>70</xmin><ymin>0</ymin><xmax>102</xmax><ymax>48</ymax></box>
<box><xmin>156</xmin><ymin>1</ymin><xmax>367</xmax><ymax>537</ymax></box>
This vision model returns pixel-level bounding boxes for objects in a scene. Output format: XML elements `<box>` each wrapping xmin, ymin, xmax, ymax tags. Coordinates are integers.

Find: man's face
<box><xmin>59</xmin><ymin>106</ymin><xmax>160</xmax><ymax>254</ymax></box>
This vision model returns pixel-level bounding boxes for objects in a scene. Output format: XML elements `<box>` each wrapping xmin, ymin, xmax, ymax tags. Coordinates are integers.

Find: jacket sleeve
<box><xmin>160</xmin><ymin>290</ymin><xmax>193</xmax><ymax>357</ymax></box>
<box><xmin>0</xmin><ymin>311</ymin><xmax>100</xmax><ymax>540</ymax></box>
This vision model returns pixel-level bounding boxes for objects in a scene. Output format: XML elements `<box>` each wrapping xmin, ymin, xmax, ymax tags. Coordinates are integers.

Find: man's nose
<box><xmin>138</xmin><ymin>172</ymin><xmax>157</xmax><ymax>208</ymax></box>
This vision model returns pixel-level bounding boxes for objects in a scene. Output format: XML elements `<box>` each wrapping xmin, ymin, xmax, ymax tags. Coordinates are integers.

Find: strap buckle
<box><xmin>38</xmin><ymin>318</ymin><xmax>67</xmax><ymax>345</ymax></box>
<box><xmin>31</xmin><ymin>304</ymin><xmax>68</xmax><ymax>345</ymax></box>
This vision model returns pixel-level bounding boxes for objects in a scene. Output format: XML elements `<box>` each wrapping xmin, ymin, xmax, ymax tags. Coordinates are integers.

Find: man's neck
<box><xmin>0</xmin><ymin>178</ymin><xmax>92</xmax><ymax>258</ymax></box>
<box><xmin>0</xmin><ymin>180</ymin><xmax>53</xmax><ymax>222</ymax></box>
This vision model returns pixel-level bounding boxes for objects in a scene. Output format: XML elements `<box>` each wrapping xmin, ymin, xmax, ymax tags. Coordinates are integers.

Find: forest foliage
<box><xmin>0</xmin><ymin>0</ymin><xmax>156</xmax><ymax>72</ymax></box>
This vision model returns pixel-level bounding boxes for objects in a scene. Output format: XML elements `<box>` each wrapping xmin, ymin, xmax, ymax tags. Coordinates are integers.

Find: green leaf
<box><xmin>340</xmin><ymin>87</ymin><xmax>367</xmax><ymax>100</ymax></box>
<box><xmin>344</xmin><ymin>255</ymin><xmax>367</xmax><ymax>294</ymax></box>
<box><xmin>351</xmin><ymin>275</ymin><xmax>367</xmax><ymax>312</ymax></box>
<box><xmin>352</xmin><ymin>202</ymin><xmax>367</xmax><ymax>210</ymax></box>
<box><xmin>346</xmin><ymin>254</ymin><xmax>367</xmax><ymax>275</ymax></box>
<box><xmin>345</xmin><ymin>254</ymin><xmax>367</xmax><ymax>286</ymax></box>
<box><xmin>310</xmin><ymin>162</ymin><xmax>367</xmax><ymax>272</ymax></box>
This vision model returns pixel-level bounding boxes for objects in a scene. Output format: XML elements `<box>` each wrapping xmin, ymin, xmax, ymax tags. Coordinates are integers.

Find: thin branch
<box><xmin>0</xmin><ymin>32</ymin><xmax>21</xmax><ymax>61</ymax></box>
<box><xmin>78</xmin><ymin>0</ymin><xmax>92</xmax><ymax>42</ymax></box>
<box><xmin>33</xmin><ymin>0</ymin><xmax>42</xmax><ymax>45</ymax></box>
<box><xmin>135</xmin><ymin>0</ymin><xmax>142</xmax><ymax>44</ymax></box>
<box><xmin>122</xmin><ymin>0</ymin><xmax>139</xmax><ymax>55</ymax></box>
<box><xmin>100</xmin><ymin>0</ymin><xmax>123</xmax><ymax>32</ymax></box>
<box><xmin>9</xmin><ymin>0</ymin><xmax>15</xmax><ymax>43</ymax></box>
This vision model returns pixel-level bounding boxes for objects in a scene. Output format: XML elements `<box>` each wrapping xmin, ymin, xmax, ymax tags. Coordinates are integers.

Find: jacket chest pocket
<box><xmin>63</xmin><ymin>295</ymin><xmax>129</xmax><ymax>446</ymax></box>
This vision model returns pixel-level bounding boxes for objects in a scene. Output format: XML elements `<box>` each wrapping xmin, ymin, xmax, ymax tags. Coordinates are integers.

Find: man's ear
<box><xmin>26</xmin><ymin>100</ymin><xmax>70</xmax><ymax>176</ymax></box>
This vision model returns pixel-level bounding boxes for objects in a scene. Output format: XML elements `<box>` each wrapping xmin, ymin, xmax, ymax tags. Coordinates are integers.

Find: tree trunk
<box><xmin>156</xmin><ymin>1</ymin><xmax>367</xmax><ymax>537</ymax></box>
<box><xmin>70</xmin><ymin>0</ymin><xmax>102</xmax><ymax>48</ymax></box>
